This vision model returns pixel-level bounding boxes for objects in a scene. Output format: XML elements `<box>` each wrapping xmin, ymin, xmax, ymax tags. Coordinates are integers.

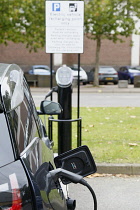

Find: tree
<box><xmin>84</xmin><ymin>0</ymin><xmax>140</xmax><ymax>86</ymax></box>
<box><xmin>0</xmin><ymin>0</ymin><xmax>45</xmax><ymax>51</ymax></box>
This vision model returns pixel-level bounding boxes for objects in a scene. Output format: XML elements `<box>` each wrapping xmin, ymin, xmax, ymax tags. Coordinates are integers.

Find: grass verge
<box><xmin>41</xmin><ymin>107</ymin><xmax>140</xmax><ymax>163</ymax></box>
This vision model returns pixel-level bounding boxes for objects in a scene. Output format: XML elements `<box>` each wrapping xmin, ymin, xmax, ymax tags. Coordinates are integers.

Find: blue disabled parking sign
<box><xmin>52</xmin><ymin>3</ymin><xmax>60</xmax><ymax>11</ymax></box>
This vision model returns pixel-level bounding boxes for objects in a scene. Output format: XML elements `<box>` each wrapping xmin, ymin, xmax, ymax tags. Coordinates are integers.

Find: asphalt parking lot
<box><xmin>69</xmin><ymin>175</ymin><xmax>140</xmax><ymax>210</ymax></box>
<box><xmin>31</xmin><ymin>84</ymin><xmax>140</xmax><ymax>107</ymax></box>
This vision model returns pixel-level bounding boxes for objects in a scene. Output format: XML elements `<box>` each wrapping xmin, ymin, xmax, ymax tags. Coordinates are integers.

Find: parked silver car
<box><xmin>88</xmin><ymin>66</ymin><xmax>118</xmax><ymax>85</ymax></box>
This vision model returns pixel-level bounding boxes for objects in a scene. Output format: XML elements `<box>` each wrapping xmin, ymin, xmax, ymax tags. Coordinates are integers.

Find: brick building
<box><xmin>0</xmin><ymin>35</ymin><xmax>139</xmax><ymax>72</ymax></box>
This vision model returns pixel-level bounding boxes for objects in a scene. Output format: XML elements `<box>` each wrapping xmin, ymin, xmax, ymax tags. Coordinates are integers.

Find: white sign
<box><xmin>45</xmin><ymin>1</ymin><xmax>84</xmax><ymax>53</ymax></box>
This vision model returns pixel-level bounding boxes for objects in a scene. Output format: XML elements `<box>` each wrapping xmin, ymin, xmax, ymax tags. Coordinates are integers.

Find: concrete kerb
<box><xmin>97</xmin><ymin>163</ymin><xmax>140</xmax><ymax>175</ymax></box>
<box><xmin>30</xmin><ymin>85</ymin><xmax>140</xmax><ymax>175</ymax></box>
<box><xmin>30</xmin><ymin>84</ymin><xmax>140</xmax><ymax>94</ymax></box>
<box><xmin>78</xmin><ymin>84</ymin><xmax>140</xmax><ymax>93</ymax></box>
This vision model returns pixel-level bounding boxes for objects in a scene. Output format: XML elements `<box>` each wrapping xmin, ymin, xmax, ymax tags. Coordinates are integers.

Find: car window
<box><xmin>23</xmin><ymin>79</ymin><xmax>45</xmax><ymax>137</ymax></box>
<box><xmin>135</xmin><ymin>67</ymin><xmax>140</xmax><ymax>70</ymax></box>
<box><xmin>119</xmin><ymin>67</ymin><xmax>127</xmax><ymax>72</ymax></box>
<box><xmin>123</xmin><ymin>68</ymin><xmax>128</xmax><ymax>72</ymax></box>
<box><xmin>34</xmin><ymin>66</ymin><xmax>50</xmax><ymax>70</ymax></box>
<box><xmin>129</xmin><ymin>69</ymin><xmax>140</xmax><ymax>73</ymax></box>
<box><xmin>0</xmin><ymin>98</ymin><xmax>3</xmax><ymax>111</ymax></box>
<box><xmin>7</xmin><ymin>79</ymin><xmax>41</xmax><ymax>154</ymax></box>
<box><xmin>23</xmin><ymin>79</ymin><xmax>38</xmax><ymax>119</ymax></box>
<box><xmin>8</xmin><ymin>94</ymin><xmax>39</xmax><ymax>153</ymax></box>
<box><xmin>120</xmin><ymin>67</ymin><xmax>124</xmax><ymax>72</ymax></box>
<box><xmin>0</xmin><ymin>113</ymin><xmax>14</xmax><ymax>167</ymax></box>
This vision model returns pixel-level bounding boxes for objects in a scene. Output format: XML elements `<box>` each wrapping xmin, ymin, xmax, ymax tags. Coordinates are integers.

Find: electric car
<box><xmin>0</xmin><ymin>63</ymin><xmax>97</xmax><ymax>210</ymax></box>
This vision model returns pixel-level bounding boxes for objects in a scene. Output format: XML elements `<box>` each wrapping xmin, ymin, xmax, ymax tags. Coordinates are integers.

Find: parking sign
<box><xmin>52</xmin><ymin>3</ymin><xmax>60</xmax><ymax>11</ymax></box>
<box><xmin>45</xmin><ymin>1</ymin><xmax>84</xmax><ymax>53</ymax></box>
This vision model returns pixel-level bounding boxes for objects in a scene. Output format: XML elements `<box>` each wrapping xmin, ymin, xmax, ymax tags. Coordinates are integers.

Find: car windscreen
<box><xmin>70</xmin><ymin>67</ymin><xmax>82</xmax><ymax>71</ymax></box>
<box><xmin>34</xmin><ymin>69</ymin><xmax>50</xmax><ymax>75</ymax></box>
<box><xmin>99</xmin><ymin>67</ymin><xmax>116</xmax><ymax>73</ymax></box>
<box><xmin>135</xmin><ymin>67</ymin><xmax>140</xmax><ymax>70</ymax></box>
<box><xmin>129</xmin><ymin>69</ymin><xmax>140</xmax><ymax>73</ymax></box>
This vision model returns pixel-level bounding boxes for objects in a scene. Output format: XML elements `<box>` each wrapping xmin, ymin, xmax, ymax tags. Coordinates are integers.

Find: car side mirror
<box><xmin>54</xmin><ymin>145</ymin><xmax>97</xmax><ymax>184</ymax></box>
<box><xmin>39</xmin><ymin>100</ymin><xmax>63</xmax><ymax>115</ymax></box>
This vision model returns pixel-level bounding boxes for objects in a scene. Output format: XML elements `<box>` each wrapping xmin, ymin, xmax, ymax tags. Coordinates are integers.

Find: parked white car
<box><xmin>69</xmin><ymin>64</ymin><xmax>88</xmax><ymax>85</ymax></box>
<box><xmin>28</xmin><ymin>65</ymin><xmax>55</xmax><ymax>75</ymax></box>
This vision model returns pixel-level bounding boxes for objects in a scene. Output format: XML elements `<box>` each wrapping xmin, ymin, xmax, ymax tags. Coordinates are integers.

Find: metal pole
<box><xmin>77</xmin><ymin>54</ymin><xmax>80</xmax><ymax>118</ymax></box>
<box><xmin>58</xmin><ymin>86</ymin><xmax>72</xmax><ymax>154</ymax></box>
<box><xmin>50</xmin><ymin>53</ymin><xmax>53</xmax><ymax>101</ymax></box>
<box><xmin>77</xmin><ymin>53</ymin><xmax>82</xmax><ymax>146</ymax></box>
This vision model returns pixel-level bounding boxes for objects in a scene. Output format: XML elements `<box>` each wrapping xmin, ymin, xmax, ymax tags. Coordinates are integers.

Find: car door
<box><xmin>8</xmin><ymin>78</ymin><xmax>67</xmax><ymax>209</ymax></box>
<box><xmin>119</xmin><ymin>67</ymin><xmax>129</xmax><ymax>80</ymax></box>
<box><xmin>23</xmin><ymin>79</ymin><xmax>68</xmax><ymax>209</ymax></box>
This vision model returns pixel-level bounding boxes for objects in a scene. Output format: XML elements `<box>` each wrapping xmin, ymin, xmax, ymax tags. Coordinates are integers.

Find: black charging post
<box><xmin>56</xmin><ymin>66</ymin><xmax>73</xmax><ymax>154</ymax></box>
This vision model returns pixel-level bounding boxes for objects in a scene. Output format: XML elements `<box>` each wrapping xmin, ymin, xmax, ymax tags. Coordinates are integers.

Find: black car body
<box><xmin>0</xmin><ymin>63</ymin><xmax>97</xmax><ymax>210</ymax></box>
<box><xmin>0</xmin><ymin>63</ymin><xmax>67</xmax><ymax>210</ymax></box>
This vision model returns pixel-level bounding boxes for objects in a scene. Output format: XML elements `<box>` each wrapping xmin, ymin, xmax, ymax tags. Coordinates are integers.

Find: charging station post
<box><xmin>56</xmin><ymin>66</ymin><xmax>73</xmax><ymax>154</ymax></box>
